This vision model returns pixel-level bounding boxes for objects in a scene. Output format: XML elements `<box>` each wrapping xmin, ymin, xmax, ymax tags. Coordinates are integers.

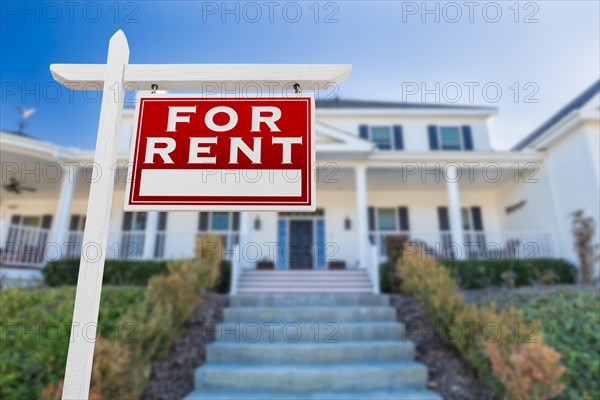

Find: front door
<box><xmin>288</xmin><ymin>220</ymin><xmax>313</xmax><ymax>269</ymax></box>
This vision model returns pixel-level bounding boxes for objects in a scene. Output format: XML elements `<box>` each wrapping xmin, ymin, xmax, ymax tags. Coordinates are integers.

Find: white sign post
<box><xmin>51</xmin><ymin>30</ymin><xmax>351</xmax><ymax>399</ymax></box>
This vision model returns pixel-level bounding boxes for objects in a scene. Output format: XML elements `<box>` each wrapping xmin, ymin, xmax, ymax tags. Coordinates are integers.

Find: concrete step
<box><xmin>241</xmin><ymin>270</ymin><xmax>369</xmax><ymax>275</ymax></box>
<box><xmin>196</xmin><ymin>362</ymin><xmax>429</xmax><ymax>391</ymax></box>
<box><xmin>224</xmin><ymin>306</ymin><xmax>397</xmax><ymax>323</ymax></box>
<box><xmin>184</xmin><ymin>389</ymin><xmax>442</xmax><ymax>400</ymax></box>
<box><xmin>207</xmin><ymin>341</ymin><xmax>415</xmax><ymax>364</ymax></box>
<box><xmin>237</xmin><ymin>287</ymin><xmax>374</xmax><ymax>294</ymax></box>
<box><xmin>230</xmin><ymin>294</ymin><xmax>389</xmax><ymax>307</ymax></box>
<box><xmin>215</xmin><ymin>321</ymin><xmax>406</xmax><ymax>343</ymax></box>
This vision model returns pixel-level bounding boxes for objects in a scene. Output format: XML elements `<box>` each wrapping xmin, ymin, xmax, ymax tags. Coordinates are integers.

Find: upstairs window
<box><xmin>428</xmin><ymin>125</ymin><xmax>474</xmax><ymax>151</ymax></box>
<box><xmin>439</xmin><ymin>127</ymin><xmax>462</xmax><ymax>150</ymax></box>
<box><xmin>359</xmin><ymin>125</ymin><xmax>404</xmax><ymax>151</ymax></box>
<box><xmin>371</xmin><ymin>127</ymin><xmax>393</xmax><ymax>150</ymax></box>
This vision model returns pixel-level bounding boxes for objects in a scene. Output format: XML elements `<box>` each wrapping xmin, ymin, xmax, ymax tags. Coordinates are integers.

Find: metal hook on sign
<box><xmin>293</xmin><ymin>83</ymin><xmax>301</xmax><ymax>94</ymax></box>
<box><xmin>151</xmin><ymin>84</ymin><xmax>158</xmax><ymax>94</ymax></box>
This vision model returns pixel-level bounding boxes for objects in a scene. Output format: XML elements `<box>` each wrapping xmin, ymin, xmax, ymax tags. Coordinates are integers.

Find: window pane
<box><xmin>371</xmin><ymin>127</ymin><xmax>392</xmax><ymax>150</ymax></box>
<box><xmin>134</xmin><ymin>212</ymin><xmax>147</xmax><ymax>231</ymax></box>
<box><xmin>211</xmin><ymin>212</ymin><xmax>230</xmax><ymax>231</ymax></box>
<box><xmin>22</xmin><ymin>216</ymin><xmax>40</xmax><ymax>227</ymax></box>
<box><xmin>440</xmin><ymin>127</ymin><xmax>461</xmax><ymax>150</ymax></box>
<box><xmin>377</xmin><ymin>209</ymin><xmax>397</xmax><ymax>231</ymax></box>
<box><xmin>461</xmin><ymin>208</ymin><xmax>471</xmax><ymax>230</ymax></box>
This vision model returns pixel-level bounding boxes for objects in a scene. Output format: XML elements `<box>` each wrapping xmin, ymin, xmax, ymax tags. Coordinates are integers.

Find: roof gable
<box><xmin>513</xmin><ymin>79</ymin><xmax>600</xmax><ymax>150</ymax></box>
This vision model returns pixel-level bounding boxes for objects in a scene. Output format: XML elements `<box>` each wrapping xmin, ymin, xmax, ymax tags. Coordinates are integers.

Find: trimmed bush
<box><xmin>380</xmin><ymin>258</ymin><xmax>575</xmax><ymax>292</ymax></box>
<box><xmin>43</xmin><ymin>259</ymin><xmax>168</xmax><ymax>287</ymax></box>
<box><xmin>0</xmin><ymin>286</ymin><xmax>144</xmax><ymax>400</ymax></box>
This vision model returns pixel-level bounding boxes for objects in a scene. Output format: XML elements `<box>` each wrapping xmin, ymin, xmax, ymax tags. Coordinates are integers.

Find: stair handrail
<box><xmin>369</xmin><ymin>243</ymin><xmax>380</xmax><ymax>294</ymax></box>
<box><xmin>230</xmin><ymin>243</ymin><xmax>241</xmax><ymax>295</ymax></box>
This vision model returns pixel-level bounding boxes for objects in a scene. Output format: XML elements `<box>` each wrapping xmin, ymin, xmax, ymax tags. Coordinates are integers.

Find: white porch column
<box><xmin>51</xmin><ymin>164</ymin><xmax>76</xmax><ymax>248</ymax></box>
<box><xmin>355</xmin><ymin>165</ymin><xmax>369</xmax><ymax>268</ymax></box>
<box><xmin>143</xmin><ymin>211</ymin><xmax>159</xmax><ymax>259</ymax></box>
<box><xmin>445</xmin><ymin>164</ymin><xmax>464</xmax><ymax>260</ymax></box>
<box><xmin>238</xmin><ymin>211</ymin><xmax>252</xmax><ymax>267</ymax></box>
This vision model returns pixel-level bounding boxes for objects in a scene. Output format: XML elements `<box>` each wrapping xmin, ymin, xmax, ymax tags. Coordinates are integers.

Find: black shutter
<box><xmin>428</xmin><ymin>125</ymin><xmax>439</xmax><ymax>150</ymax></box>
<box><xmin>158</xmin><ymin>212</ymin><xmax>168</xmax><ymax>231</ymax></box>
<box><xmin>69</xmin><ymin>215</ymin><xmax>80</xmax><ymax>231</ymax></box>
<box><xmin>359</xmin><ymin>125</ymin><xmax>369</xmax><ymax>140</ymax></box>
<box><xmin>398</xmin><ymin>207</ymin><xmax>409</xmax><ymax>231</ymax></box>
<box><xmin>232</xmin><ymin>212</ymin><xmax>240</xmax><ymax>231</ymax></box>
<box><xmin>10</xmin><ymin>214</ymin><xmax>21</xmax><ymax>224</ymax></box>
<box><xmin>122</xmin><ymin>212</ymin><xmax>133</xmax><ymax>231</ymax></box>
<box><xmin>462</xmin><ymin>126</ymin><xmax>474</xmax><ymax>150</ymax></box>
<box><xmin>471</xmin><ymin>207</ymin><xmax>483</xmax><ymax>231</ymax></box>
<box><xmin>41</xmin><ymin>215</ymin><xmax>53</xmax><ymax>229</ymax></box>
<box><xmin>437</xmin><ymin>207</ymin><xmax>450</xmax><ymax>231</ymax></box>
<box><xmin>368</xmin><ymin>207</ymin><xmax>375</xmax><ymax>231</ymax></box>
<box><xmin>199</xmin><ymin>212</ymin><xmax>209</xmax><ymax>231</ymax></box>
<box><xmin>393</xmin><ymin>125</ymin><xmax>404</xmax><ymax>150</ymax></box>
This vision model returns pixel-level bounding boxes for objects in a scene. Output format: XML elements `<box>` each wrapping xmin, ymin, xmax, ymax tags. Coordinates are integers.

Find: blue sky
<box><xmin>1</xmin><ymin>1</ymin><xmax>599</xmax><ymax>150</ymax></box>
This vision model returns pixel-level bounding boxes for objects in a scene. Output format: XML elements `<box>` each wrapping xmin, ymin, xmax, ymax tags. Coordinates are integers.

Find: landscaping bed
<box><xmin>392</xmin><ymin>284</ymin><xmax>600</xmax><ymax>400</ymax></box>
<box><xmin>465</xmin><ymin>285</ymin><xmax>600</xmax><ymax>400</ymax></box>
<box><xmin>390</xmin><ymin>294</ymin><xmax>499</xmax><ymax>400</ymax></box>
<box><xmin>141</xmin><ymin>292</ymin><xmax>228</xmax><ymax>400</ymax></box>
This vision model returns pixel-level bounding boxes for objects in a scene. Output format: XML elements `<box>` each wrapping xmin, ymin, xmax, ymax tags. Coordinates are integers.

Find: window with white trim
<box><xmin>439</xmin><ymin>127</ymin><xmax>463</xmax><ymax>150</ymax></box>
<box><xmin>370</xmin><ymin>127</ymin><xmax>393</xmax><ymax>150</ymax></box>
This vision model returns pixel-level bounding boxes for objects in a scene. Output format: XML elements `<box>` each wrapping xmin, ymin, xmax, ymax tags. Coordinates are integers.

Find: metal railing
<box><xmin>373</xmin><ymin>230</ymin><xmax>555</xmax><ymax>261</ymax></box>
<box><xmin>1</xmin><ymin>224</ymin><xmax>51</xmax><ymax>267</ymax></box>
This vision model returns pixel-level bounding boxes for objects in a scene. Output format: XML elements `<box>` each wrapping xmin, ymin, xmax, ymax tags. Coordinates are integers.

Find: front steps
<box><xmin>236</xmin><ymin>270</ymin><xmax>375</xmax><ymax>294</ymax></box>
<box><xmin>185</xmin><ymin>294</ymin><xmax>440</xmax><ymax>400</ymax></box>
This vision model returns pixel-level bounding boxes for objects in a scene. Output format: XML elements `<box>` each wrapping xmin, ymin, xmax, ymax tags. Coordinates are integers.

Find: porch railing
<box><xmin>1</xmin><ymin>224</ymin><xmax>51</xmax><ymax>267</ymax></box>
<box><xmin>372</xmin><ymin>230</ymin><xmax>555</xmax><ymax>261</ymax></box>
<box><xmin>62</xmin><ymin>230</ymin><xmax>239</xmax><ymax>261</ymax></box>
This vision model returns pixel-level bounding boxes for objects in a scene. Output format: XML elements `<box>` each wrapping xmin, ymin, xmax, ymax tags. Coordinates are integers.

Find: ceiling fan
<box><xmin>3</xmin><ymin>178</ymin><xmax>36</xmax><ymax>194</ymax></box>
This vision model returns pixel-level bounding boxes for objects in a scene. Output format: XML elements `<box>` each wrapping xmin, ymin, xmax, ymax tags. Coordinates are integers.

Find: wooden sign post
<box><xmin>51</xmin><ymin>30</ymin><xmax>351</xmax><ymax>399</ymax></box>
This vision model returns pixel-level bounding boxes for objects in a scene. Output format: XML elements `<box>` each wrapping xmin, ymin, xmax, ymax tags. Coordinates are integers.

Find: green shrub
<box><xmin>43</xmin><ymin>259</ymin><xmax>168</xmax><ymax>287</ymax></box>
<box><xmin>483</xmin><ymin>290</ymin><xmax>600</xmax><ymax>400</ymax></box>
<box><xmin>379</xmin><ymin>262</ymin><xmax>393</xmax><ymax>293</ymax></box>
<box><xmin>443</xmin><ymin>258</ymin><xmax>576</xmax><ymax>289</ymax></box>
<box><xmin>0</xmin><ymin>286</ymin><xmax>144</xmax><ymax>400</ymax></box>
<box><xmin>215</xmin><ymin>260</ymin><xmax>232</xmax><ymax>294</ymax></box>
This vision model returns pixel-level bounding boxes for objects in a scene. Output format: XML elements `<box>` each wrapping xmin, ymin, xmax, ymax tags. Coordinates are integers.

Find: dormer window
<box><xmin>428</xmin><ymin>125</ymin><xmax>474</xmax><ymax>151</ymax></box>
<box><xmin>371</xmin><ymin>127</ymin><xmax>393</xmax><ymax>150</ymax></box>
<box><xmin>359</xmin><ymin>125</ymin><xmax>404</xmax><ymax>151</ymax></box>
<box><xmin>439</xmin><ymin>127</ymin><xmax>462</xmax><ymax>150</ymax></box>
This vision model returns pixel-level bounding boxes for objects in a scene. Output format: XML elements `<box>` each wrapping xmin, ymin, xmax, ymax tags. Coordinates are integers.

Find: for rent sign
<box><xmin>125</xmin><ymin>95</ymin><xmax>315</xmax><ymax>210</ymax></box>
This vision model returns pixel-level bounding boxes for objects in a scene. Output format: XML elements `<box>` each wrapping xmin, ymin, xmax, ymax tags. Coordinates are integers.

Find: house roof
<box><xmin>1</xmin><ymin>130</ymin><xmax>34</xmax><ymax>139</ymax></box>
<box><xmin>315</xmin><ymin>98</ymin><xmax>493</xmax><ymax>110</ymax></box>
<box><xmin>124</xmin><ymin>98</ymin><xmax>495</xmax><ymax>111</ymax></box>
<box><xmin>512</xmin><ymin>79</ymin><xmax>600</xmax><ymax>150</ymax></box>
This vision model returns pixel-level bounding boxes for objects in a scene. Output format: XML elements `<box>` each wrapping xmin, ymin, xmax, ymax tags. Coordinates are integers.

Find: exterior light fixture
<box><xmin>254</xmin><ymin>216</ymin><xmax>261</xmax><ymax>231</ymax></box>
<box><xmin>344</xmin><ymin>215</ymin><xmax>351</xmax><ymax>230</ymax></box>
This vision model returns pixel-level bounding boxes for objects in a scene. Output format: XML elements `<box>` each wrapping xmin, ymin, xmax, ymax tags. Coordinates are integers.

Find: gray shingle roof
<box><xmin>315</xmin><ymin>98</ymin><xmax>493</xmax><ymax>110</ymax></box>
<box><xmin>512</xmin><ymin>79</ymin><xmax>600</xmax><ymax>150</ymax></box>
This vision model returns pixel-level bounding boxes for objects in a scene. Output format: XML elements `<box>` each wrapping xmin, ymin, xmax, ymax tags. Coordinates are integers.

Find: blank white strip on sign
<box><xmin>139</xmin><ymin>169</ymin><xmax>302</xmax><ymax>197</ymax></box>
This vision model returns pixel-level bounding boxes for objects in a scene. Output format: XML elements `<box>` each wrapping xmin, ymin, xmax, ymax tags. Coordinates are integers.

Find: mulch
<box><xmin>389</xmin><ymin>294</ymin><xmax>499</xmax><ymax>400</ymax></box>
<box><xmin>141</xmin><ymin>292</ymin><xmax>229</xmax><ymax>400</ymax></box>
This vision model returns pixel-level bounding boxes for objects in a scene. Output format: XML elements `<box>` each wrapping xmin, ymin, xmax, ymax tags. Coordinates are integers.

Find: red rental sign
<box><xmin>124</xmin><ymin>95</ymin><xmax>315</xmax><ymax>211</ymax></box>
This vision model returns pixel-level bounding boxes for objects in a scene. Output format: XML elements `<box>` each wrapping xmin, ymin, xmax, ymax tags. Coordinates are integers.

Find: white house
<box><xmin>1</xmin><ymin>81</ymin><xmax>599</xmax><ymax>290</ymax></box>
